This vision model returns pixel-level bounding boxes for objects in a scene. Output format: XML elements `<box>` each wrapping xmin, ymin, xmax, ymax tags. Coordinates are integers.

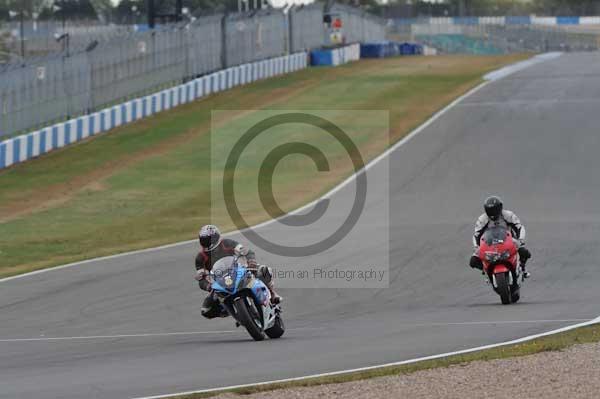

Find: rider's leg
<box><xmin>518</xmin><ymin>247</ymin><xmax>532</xmax><ymax>278</ymax></box>
<box><xmin>469</xmin><ymin>255</ymin><xmax>484</xmax><ymax>271</ymax></box>
<box><xmin>257</xmin><ymin>265</ymin><xmax>282</xmax><ymax>304</ymax></box>
<box><xmin>200</xmin><ymin>292</ymin><xmax>222</xmax><ymax>319</ymax></box>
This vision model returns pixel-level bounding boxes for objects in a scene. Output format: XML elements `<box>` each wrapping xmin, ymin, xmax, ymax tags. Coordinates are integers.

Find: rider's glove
<box><xmin>195</xmin><ymin>269</ymin><xmax>209</xmax><ymax>281</ymax></box>
<box><xmin>518</xmin><ymin>239</ymin><xmax>526</xmax><ymax>248</ymax></box>
<box><xmin>234</xmin><ymin>244</ymin><xmax>249</xmax><ymax>257</ymax></box>
<box><xmin>196</xmin><ymin>271</ymin><xmax>212</xmax><ymax>291</ymax></box>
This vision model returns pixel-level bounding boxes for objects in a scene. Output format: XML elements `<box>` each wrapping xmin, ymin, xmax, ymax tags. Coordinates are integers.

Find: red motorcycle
<box><xmin>479</xmin><ymin>225</ymin><xmax>523</xmax><ymax>305</ymax></box>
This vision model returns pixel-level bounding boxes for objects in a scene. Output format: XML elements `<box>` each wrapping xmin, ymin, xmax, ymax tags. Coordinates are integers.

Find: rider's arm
<box><xmin>473</xmin><ymin>214</ymin><xmax>488</xmax><ymax>249</ymax></box>
<box><xmin>196</xmin><ymin>271</ymin><xmax>212</xmax><ymax>291</ymax></box>
<box><xmin>194</xmin><ymin>253</ymin><xmax>212</xmax><ymax>291</ymax></box>
<box><xmin>505</xmin><ymin>210</ymin><xmax>526</xmax><ymax>245</ymax></box>
<box><xmin>232</xmin><ymin>241</ymin><xmax>257</xmax><ymax>268</ymax></box>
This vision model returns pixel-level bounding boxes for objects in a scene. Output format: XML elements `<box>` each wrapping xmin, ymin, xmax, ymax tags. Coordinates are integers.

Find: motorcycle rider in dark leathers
<box><xmin>469</xmin><ymin>196</ymin><xmax>532</xmax><ymax>278</ymax></box>
<box><xmin>194</xmin><ymin>224</ymin><xmax>281</xmax><ymax>319</ymax></box>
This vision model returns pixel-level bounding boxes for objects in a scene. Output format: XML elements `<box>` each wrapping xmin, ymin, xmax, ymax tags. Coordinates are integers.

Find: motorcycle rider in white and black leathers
<box><xmin>469</xmin><ymin>196</ymin><xmax>532</xmax><ymax>278</ymax></box>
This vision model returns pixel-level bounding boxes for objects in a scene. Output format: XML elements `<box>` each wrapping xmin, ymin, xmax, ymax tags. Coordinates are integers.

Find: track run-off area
<box><xmin>2</xmin><ymin>52</ymin><xmax>600</xmax><ymax>398</ymax></box>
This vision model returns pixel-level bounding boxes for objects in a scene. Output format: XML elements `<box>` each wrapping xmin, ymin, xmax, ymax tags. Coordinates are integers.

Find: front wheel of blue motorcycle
<box><xmin>234</xmin><ymin>295</ymin><xmax>265</xmax><ymax>341</ymax></box>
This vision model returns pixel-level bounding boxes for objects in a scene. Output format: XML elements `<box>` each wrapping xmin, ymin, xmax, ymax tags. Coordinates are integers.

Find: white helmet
<box><xmin>198</xmin><ymin>224</ymin><xmax>222</xmax><ymax>251</ymax></box>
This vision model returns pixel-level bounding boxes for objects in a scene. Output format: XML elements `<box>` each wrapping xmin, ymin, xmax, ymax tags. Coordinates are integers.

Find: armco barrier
<box><xmin>310</xmin><ymin>43</ymin><xmax>360</xmax><ymax>66</ymax></box>
<box><xmin>406</xmin><ymin>16</ymin><xmax>600</xmax><ymax>26</ymax></box>
<box><xmin>0</xmin><ymin>52</ymin><xmax>308</xmax><ymax>170</ymax></box>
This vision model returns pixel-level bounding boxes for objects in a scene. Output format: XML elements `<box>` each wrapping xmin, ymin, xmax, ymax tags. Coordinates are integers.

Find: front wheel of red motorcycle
<box><xmin>496</xmin><ymin>272</ymin><xmax>511</xmax><ymax>305</ymax></box>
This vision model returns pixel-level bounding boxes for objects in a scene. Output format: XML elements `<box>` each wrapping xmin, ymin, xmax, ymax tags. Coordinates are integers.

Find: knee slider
<box><xmin>470</xmin><ymin>255</ymin><xmax>483</xmax><ymax>270</ymax></box>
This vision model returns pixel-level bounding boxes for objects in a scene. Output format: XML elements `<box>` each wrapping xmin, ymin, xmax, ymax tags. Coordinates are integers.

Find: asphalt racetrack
<box><xmin>3</xmin><ymin>53</ymin><xmax>600</xmax><ymax>399</ymax></box>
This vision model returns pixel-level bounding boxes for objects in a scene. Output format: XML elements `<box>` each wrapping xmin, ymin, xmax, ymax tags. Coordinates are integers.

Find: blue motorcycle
<box><xmin>210</xmin><ymin>256</ymin><xmax>285</xmax><ymax>341</ymax></box>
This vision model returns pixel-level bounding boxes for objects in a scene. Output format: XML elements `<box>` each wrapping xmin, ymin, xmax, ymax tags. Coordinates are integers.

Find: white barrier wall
<box><xmin>0</xmin><ymin>52</ymin><xmax>309</xmax><ymax>170</ymax></box>
<box><xmin>580</xmin><ymin>16</ymin><xmax>600</xmax><ymax>25</ymax></box>
<box><xmin>329</xmin><ymin>44</ymin><xmax>360</xmax><ymax>66</ymax></box>
<box><xmin>531</xmin><ymin>16</ymin><xmax>557</xmax><ymax>26</ymax></box>
<box><xmin>414</xmin><ymin>16</ymin><xmax>600</xmax><ymax>26</ymax></box>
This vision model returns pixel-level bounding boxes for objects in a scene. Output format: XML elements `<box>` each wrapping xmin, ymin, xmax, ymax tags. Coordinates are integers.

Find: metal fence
<box><xmin>289</xmin><ymin>4</ymin><xmax>325</xmax><ymax>53</ymax></box>
<box><xmin>2</xmin><ymin>20</ymin><xmax>134</xmax><ymax>59</ymax></box>
<box><xmin>389</xmin><ymin>22</ymin><xmax>600</xmax><ymax>55</ymax></box>
<box><xmin>0</xmin><ymin>6</ymin><xmax>386</xmax><ymax>138</ymax></box>
<box><xmin>330</xmin><ymin>4</ymin><xmax>387</xmax><ymax>45</ymax></box>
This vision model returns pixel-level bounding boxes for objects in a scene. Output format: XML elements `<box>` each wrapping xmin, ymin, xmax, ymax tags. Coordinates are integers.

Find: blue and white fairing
<box><xmin>210</xmin><ymin>256</ymin><xmax>275</xmax><ymax>329</ymax></box>
<box><xmin>210</xmin><ymin>256</ymin><xmax>247</xmax><ymax>294</ymax></box>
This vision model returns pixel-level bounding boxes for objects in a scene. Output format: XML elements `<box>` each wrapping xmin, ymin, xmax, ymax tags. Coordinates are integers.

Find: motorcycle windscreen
<box><xmin>212</xmin><ymin>256</ymin><xmax>241</xmax><ymax>293</ymax></box>
<box><xmin>481</xmin><ymin>225</ymin><xmax>510</xmax><ymax>246</ymax></box>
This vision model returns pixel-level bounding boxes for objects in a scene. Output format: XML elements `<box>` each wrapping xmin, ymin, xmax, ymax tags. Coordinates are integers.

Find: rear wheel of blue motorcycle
<box><xmin>234</xmin><ymin>296</ymin><xmax>265</xmax><ymax>341</ymax></box>
<box><xmin>265</xmin><ymin>315</ymin><xmax>285</xmax><ymax>339</ymax></box>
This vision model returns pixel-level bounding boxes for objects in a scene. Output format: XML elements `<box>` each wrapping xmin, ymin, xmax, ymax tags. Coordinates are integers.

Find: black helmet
<box><xmin>484</xmin><ymin>196</ymin><xmax>503</xmax><ymax>221</ymax></box>
<box><xmin>198</xmin><ymin>224</ymin><xmax>222</xmax><ymax>251</ymax></box>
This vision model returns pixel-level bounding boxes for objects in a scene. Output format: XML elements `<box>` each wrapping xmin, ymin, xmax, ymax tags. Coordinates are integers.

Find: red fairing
<box><xmin>478</xmin><ymin>228</ymin><xmax>518</xmax><ymax>274</ymax></box>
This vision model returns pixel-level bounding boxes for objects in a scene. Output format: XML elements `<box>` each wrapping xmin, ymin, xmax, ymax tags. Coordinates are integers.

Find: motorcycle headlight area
<box><xmin>485</xmin><ymin>251</ymin><xmax>511</xmax><ymax>262</ymax></box>
<box><xmin>485</xmin><ymin>252</ymin><xmax>500</xmax><ymax>262</ymax></box>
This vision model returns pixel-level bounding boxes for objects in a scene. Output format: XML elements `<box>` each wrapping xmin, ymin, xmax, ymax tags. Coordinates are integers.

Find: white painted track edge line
<box><xmin>0</xmin><ymin>319</ymin><xmax>588</xmax><ymax>343</ymax></box>
<box><xmin>132</xmin><ymin>316</ymin><xmax>600</xmax><ymax>399</ymax></box>
<box><xmin>0</xmin><ymin>327</ymin><xmax>319</xmax><ymax>343</ymax></box>
<box><xmin>483</xmin><ymin>52</ymin><xmax>562</xmax><ymax>82</ymax></box>
<box><xmin>0</xmin><ymin>80</ymin><xmax>491</xmax><ymax>285</ymax></box>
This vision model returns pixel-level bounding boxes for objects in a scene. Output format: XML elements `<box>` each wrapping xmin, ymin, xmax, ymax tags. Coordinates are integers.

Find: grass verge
<box><xmin>170</xmin><ymin>321</ymin><xmax>600</xmax><ymax>399</ymax></box>
<box><xmin>0</xmin><ymin>54</ymin><xmax>528</xmax><ymax>278</ymax></box>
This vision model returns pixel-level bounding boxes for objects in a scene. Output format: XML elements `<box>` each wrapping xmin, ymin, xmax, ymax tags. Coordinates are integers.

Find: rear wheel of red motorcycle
<box><xmin>496</xmin><ymin>272</ymin><xmax>511</xmax><ymax>305</ymax></box>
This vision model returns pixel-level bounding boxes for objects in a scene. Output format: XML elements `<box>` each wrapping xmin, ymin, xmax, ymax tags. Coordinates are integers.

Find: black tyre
<box><xmin>496</xmin><ymin>272</ymin><xmax>511</xmax><ymax>305</ymax></box>
<box><xmin>233</xmin><ymin>296</ymin><xmax>265</xmax><ymax>341</ymax></box>
<box><xmin>265</xmin><ymin>314</ymin><xmax>285</xmax><ymax>339</ymax></box>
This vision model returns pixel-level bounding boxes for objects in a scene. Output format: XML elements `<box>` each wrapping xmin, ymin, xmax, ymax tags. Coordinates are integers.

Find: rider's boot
<box><xmin>258</xmin><ymin>265</ymin><xmax>282</xmax><ymax>304</ymax></box>
<box><xmin>267</xmin><ymin>281</ymin><xmax>282</xmax><ymax>305</ymax></box>
<box><xmin>520</xmin><ymin>262</ymin><xmax>531</xmax><ymax>279</ymax></box>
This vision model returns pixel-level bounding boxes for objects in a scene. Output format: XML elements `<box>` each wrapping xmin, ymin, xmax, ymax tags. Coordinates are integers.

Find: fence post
<box><xmin>288</xmin><ymin>8</ymin><xmax>294</xmax><ymax>54</ymax></box>
<box><xmin>221</xmin><ymin>13</ymin><xmax>228</xmax><ymax>69</ymax></box>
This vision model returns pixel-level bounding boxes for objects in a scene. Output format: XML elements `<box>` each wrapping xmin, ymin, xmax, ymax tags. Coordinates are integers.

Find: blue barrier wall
<box><xmin>360</xmin><ymin>42</ymin><xmax>423</xmax><ymax>58</ymax></box>
<box><xmin>309</xmin><ymin>44</ymin><xmax>361</xmax><ymax>66</ymax></box>
<box><xmin>557</xmin><ymin>16</ymin><xmax>580</xmax><ymax>25</ymax></box>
